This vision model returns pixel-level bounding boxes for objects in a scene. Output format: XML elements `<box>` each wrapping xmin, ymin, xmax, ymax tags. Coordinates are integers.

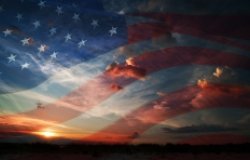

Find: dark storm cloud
<box><xmin>129</xmin><ymin>132</ymin><xmax>140</xmax><ymax>139</ymax></box>
<box><xmin>163</xmin><ymin>124</ymin><xmax>239</xmax><ymax>134</ymax></box>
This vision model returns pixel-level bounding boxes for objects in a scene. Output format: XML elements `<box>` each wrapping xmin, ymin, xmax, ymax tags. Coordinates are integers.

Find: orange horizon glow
<box><xmin>33</xmin><ymin>130</ymin><xmax>58</xmax><ymax>139</ymax></box>
<box><xmin>41</xmin><ymin>131</ymin><xmax>56</xmax><ymax>138</ymax></box>
<box><xmin>31</xmin><ymin>128</ymin><xmax>92</xmax><ymax>140</ymax></box>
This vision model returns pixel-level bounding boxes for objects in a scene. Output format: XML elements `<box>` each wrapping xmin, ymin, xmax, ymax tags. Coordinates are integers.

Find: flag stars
<box><xmin>109</xmin><ymin>27</ymin><xmax>117</xmax><ymax>36</ymax></box>
<box><xmin>33</xmin><ymin>20</ymin><xmax>41</xmax><ymax>29</ymax></box>
<box><xmin>21</xmin><ymin>38</ymin><xmax>31</xmax><ymax>46</ymax></box>
<box><xmin>3</xmin><ymin>29</ymin><xmax>12</xmax><ymax>37</ymax></box>
<box><xmin>16</xmin><ymin>13</ymin><xmax>23</xmax><ymax>21</ymax></box>
<box><xmin>49</xmin><ymin>27</ymin><xmax>57</xmax><ymax>36</ymax></box>
<box><xmin>21</xmin><ymin>62</ymin><xmax>30</xmax><ymax>70</ymax></box>
<box><xmin>7</xmin><ymin>54</ymin><xmax>16</xmax><ymax>63</ymax></box>
<box><xmin>38</xmin><ymin>1</ymin><xmax>46</xmax><ymax>8</ymax></box>
<box><xmin>50</xmin><ymin>52</ymin><xmax>58</xmax><ymax>59</ymax></box>
<box><xmin>56</xmin><ymin>6</ymin><xmax>63</xmax><ymax>15</ymax></box>
<box><xmin>64</xmin><ymin>33</ymin><xmax>72</xmax><ymax>42</ymax></box>
<box><xmin>38</xmin><ymin>44</ymin><xmax>47</xmax><ymax>53</ymax></box>
<box><xmin>78</xmin><ymin>40</ymin><xmax>87</xmax><ymax>48</ymax></box>
<box><xmin>91</xmin><ymin>19</ymin><xmax>98</xmax><ymax>28</ymax></box>
<box><xmin>72</xmin><ymin>13</ymin><xmax>80</xmax><ymax>22</ymax></box>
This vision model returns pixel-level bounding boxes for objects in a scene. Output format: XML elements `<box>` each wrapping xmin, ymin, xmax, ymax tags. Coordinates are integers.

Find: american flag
<box><xmin>0</xmin><ymin>0</ymin><xmax>250</xmax><ymax>144</ymax></box>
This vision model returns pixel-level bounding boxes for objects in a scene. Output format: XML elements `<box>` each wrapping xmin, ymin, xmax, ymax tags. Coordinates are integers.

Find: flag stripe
<box><xmin>128</xmin><ymin>22</ymin><xmax>250</xmax><ymax>52</ymax></box>
<box><xmin>131</xmin><ymin>13</ymin><xmax>250</xmax><ymax>40</ymax></box>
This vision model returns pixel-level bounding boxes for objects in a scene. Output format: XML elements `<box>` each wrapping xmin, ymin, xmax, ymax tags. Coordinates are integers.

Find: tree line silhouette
<box><xmin>0</xmin><ymin>143</ymin><xmax>250</xmax><ymax>154</ymax></box>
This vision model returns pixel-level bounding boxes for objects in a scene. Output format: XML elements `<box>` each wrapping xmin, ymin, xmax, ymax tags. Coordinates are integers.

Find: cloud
<box><xmin>238</xmin><ymin>114</ymin><xmax>250</xmax><ymax>124</ymax></box>
<box><xmin>213</xmin><ymin>67</ymin><xmax>223</xmax><ymax>78</ymax></box>
<box><xmin>110</xmin><ymin>83</ymin><xmax>123</xmax><ymax>91</ymax></box>
<box><xmin>125</xmin><ymin>57</ymin><xmax>136</xmax><ymax>66</ymax></box>
<box><xmin>181</xmin><ymin>134</ymin><xmax>250</xmax><ymax>145</ymax></box>
<box><xmin>106</xmin><ymin>62</ymin><xmax>146</xmax><ymax>80</ymax></box>
<box><xmin>153</xmin><ymin>100</ymin><xmax>168</xmax><ymax>110</ymax></box>
<box><xmin>156</xmin><ymin>91</ymin><xmax>167</xmax><ymax>97</ymax></box>
<box><xmin>191</xmin><ymin>83</ymin><xmax>250</xmax><ymax>109</ymax></box>
<box><xmin>197</xmin><ymin>79</ymin><xmax>208</xmax><ymax>88</ymax></box>
<box><xmin>129</xmin><ymin>132</ymin><xmax>140</xmax><ymax>139</ymax></box>
<box><xmin>163</xmin><ymin>124</ymin><xmax>238</xmax><ymax>134</ymax></box>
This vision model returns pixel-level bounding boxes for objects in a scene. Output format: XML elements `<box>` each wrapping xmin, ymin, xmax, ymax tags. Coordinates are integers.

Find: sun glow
<box><xmin>35</xmin><ymin>130</ymin><xmax>57</xmax><ymax>138</ymax></box>
<box><xmin>42</xmin><ymin>131</ymin><xmax>56</xmax><ymax>138</ymax></box>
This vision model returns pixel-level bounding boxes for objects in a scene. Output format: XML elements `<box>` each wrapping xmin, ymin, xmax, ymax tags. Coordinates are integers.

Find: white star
<box><xmin>50</xmin><ymin>51</ymin><xmax>58</xmax><ymax>59</ymax></box>
<box><xmin>21</xmin><ymin>62</ymin><xmax>30</xmax><ymax>70</ymax></box>
<box><xmin>16</xmin><ymin>13</ymin><xmax>23</xmax><ymax>21</ymax></box>
<box><xmin>21</xmin><ymin>38</ymin><xmax>30</xmax><ymax>46</ymax></box>
<box><xmin>78</xmin><ymin>40</ymin><xmax>87</xmax><ymax>48</ymax></box>
<box><xmin>38</xmin><ymin>1</ymin><xmax>46</xmax><ymax>8</ymax></box>
<box><xmin>38</xmin><ymin>44</ymin><xmax>47</xmax><ymax>53</ymax></box>
<box><xmin>91</xmin><ymin>19</ymin><xmax>98</xmax><ymax>28</ymax></box>
<box><xmin>3</xmin><ymin>29</ymin><xmax>12</xmax><ymax>37</ymax></box>
<box><xmin>33</xmin><ymin>20</ymin><xmax>40</xmax><ymax>29</ymax></box>
<box><xmin>56</xmin><ymin>6</ymin><xmax>63</xmax><ymax>15</ymax></box>
<box><xmin>109</xmin><ymin>27</ymin><xmax>117</xmax><ymax>36</ymax></box>
<box><xmin>7</xmin><ymin>54</ymin><xmax>16</xmax><ymax>63</ymax></box>
<box><xmin>72</xmin><ymin>13</ymin><xmax>80</xmax><ymax>22</ymax></box>
<box><xmin>49</xmin><ymin>27</ymin><xmax>57</xmax><ymax>36</ymax></box>
<box><xmin>64</xmin><ymin>33</ymin><xmax>71</xmax><ymax>42</ymax></box>
<box><xmin>118</xmin><ymin>10</ymin><xmax>125</xmax><ymax>15</ymax></box>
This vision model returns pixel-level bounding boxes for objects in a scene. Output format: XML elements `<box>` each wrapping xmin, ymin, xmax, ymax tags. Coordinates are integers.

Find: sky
<box><xmin>0</xmin><ymin>0</ymin><xmax>250</xmax><ymax>145</ymax></box>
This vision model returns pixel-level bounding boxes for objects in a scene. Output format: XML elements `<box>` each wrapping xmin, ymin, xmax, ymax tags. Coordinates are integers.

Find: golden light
<box><xmin>42</xmin><ymin>131</ymin><xmax>56</xmax><ymax>138</ymax></box>
<box><xmin>197</xmin><ymin>79</ymin><xmax>208</xmax><ymax>88</ymax></box>
<box><xmin>213</xmin><ymin>67</ymin><xmax>223</xmax><ymax>78</ymax></box>
<box><xmin>34</xmin><ymin>130</ymin><xmax>58</xmax><ymax>139</ymax></box>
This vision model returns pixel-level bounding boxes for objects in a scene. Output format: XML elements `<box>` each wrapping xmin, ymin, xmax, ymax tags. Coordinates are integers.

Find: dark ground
<box><xmin>0</xmin><ymin>143</ymin><xmax>250</xmax><ymax>160</ymax></box>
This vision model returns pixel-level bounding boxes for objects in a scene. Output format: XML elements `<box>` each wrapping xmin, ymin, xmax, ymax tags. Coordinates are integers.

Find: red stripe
<box><xmin>132</xmin><ymin>13</ymin><xmax>250</xmax><ymax>40</ymax></box>
<box><xmin>128</xmin><ymin>19</ymin><xmax>250</xmax><ymax>51</ymax></box>
<box><xmin>128</xmin><ymin>22</ymin><xmax>170</xmax><ymax>43</ymax></box>
<box><xmin>84</xmin><ymin>84</ymin><xmax>250</xmax><ymax>143</ymax></box>
<box><xmin>133</xmin><ymin>47</ymin><xmax>250</xmax><ymax>72</ymax></box>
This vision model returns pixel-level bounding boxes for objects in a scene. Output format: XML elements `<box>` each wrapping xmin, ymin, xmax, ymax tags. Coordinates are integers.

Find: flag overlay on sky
<box><xmin>0</xmin><ymin>0</ymin><xmax>250</xmax><ymax>145</ymax></box>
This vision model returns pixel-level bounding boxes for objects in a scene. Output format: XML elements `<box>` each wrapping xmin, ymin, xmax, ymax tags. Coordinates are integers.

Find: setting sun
<box><xmin>42</xmin><ymin>131</ymin><xmax>56</xmax><ymax>138</ymax></box>
<box><xmin>33</xmin><ymin>130</ymin><xmax>58</xmax><ymax>139</ymax></box>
